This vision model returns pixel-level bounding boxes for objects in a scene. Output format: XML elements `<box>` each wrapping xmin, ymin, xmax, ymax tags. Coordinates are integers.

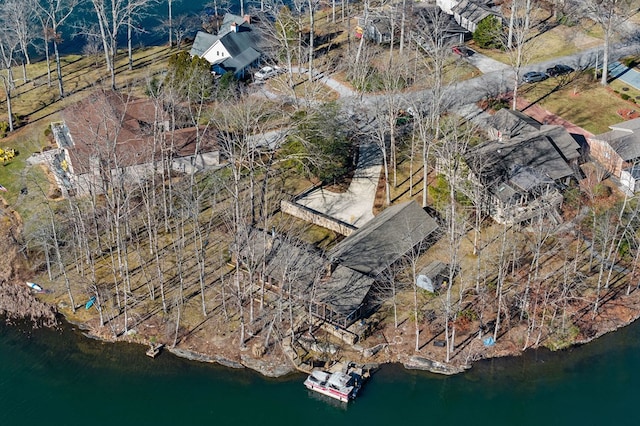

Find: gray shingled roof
<box><xmin>469</xmin><ymin>134</ymin><xmax>576</xmax><ymax>182</ymax></box>
<box><xmin>488</xmin><ymin>108</ymin><xmax>541</xmax><ymax>138</ymax></box>
<box><xmin>219</xmin><ymin>13</ymin><xmax>247</xmax><ymax>35</ymax></box>
<box><xmin>237</xmin><ymin>229</ymin><xmax>374</xmax><ymax>320</ymax></box>
<box><xmin>539</xmin><ymin>125</ymin><xmax>581</xmax><ymax>162</ymax></box>
<box><xmin>221</xmin><ymin>47</ymin><xmax>260</xmax><ymax>74</ymax></box>
<box><xmin>190</xmin><ymin>31</ymin><xmax>218</xmax><ymax>58</ymax></box>
<box><xmin>609</xmin><ymin>132</ymin><xmax>640</xmax><ymax>161</ymax></box>
<box><xmin>329</xmin><ymin>201</ymin><xmax>439</xmax><ymax>277</ymax></box>
<box><xmin>592</xmin><ymin>118</ymin><xmax>640</xmax><ymax>161</ymax></box>
<box><xmin>219</xmin><ymin>30</ymin><xmax>260</xmax><ymax>57</ymax></box>
<box><xmin>452</xmin><ymin>0</ymin><xmax>501</xmax><ymax>24</ymax></box>
<box><xmin>316</xmin><ymin>266</ymin><xmax>375</xmax><ymax>317</ymax></box>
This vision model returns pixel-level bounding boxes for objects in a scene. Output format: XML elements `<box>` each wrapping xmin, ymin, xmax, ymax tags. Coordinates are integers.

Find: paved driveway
<box><xmin>465</xmin><ymin>52</ymin><xmax>510</xmax><ymax>74</ymax></box>
<box><xmin>609</xmin><ymin>61</ymin><xmax>640</xmax><ymax>91</ymax></box>
<box><xmin>295</xmin><ymin>143</ymin><xmax>381</xmax><ymax>228</ymax></box>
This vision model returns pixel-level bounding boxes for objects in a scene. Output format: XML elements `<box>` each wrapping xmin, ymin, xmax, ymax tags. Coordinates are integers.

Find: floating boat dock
<box><xmin>146</xmin><ymin>343</ymin><xmax>164</xmax><ymax>358</ymax></box>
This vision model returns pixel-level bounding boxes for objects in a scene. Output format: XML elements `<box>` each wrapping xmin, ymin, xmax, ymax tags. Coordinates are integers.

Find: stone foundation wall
<box><xmin>280</xmin><ymin>200</ymin><xmax>357</xmax><ymax>236</ymax></box>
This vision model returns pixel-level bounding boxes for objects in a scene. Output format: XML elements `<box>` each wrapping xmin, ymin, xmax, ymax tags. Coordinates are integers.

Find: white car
<box><xmin>254</xmin><ymin>66</ymin><xmax>281</xmax><ymax>81</ymax></box>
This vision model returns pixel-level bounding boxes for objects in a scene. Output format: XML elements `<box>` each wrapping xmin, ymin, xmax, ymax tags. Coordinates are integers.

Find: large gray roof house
<box><xmin>465</xmin><ymin>110</ymin><xmax>582</xmax><ymax>224</ymax></box>
<box><xmin>235</xmin><ymin>201</ymin><xmax>439</xmax><ymax>331</ymax></box>
<box><xmin>328</xmin><ymin>200</ymin><xmax>439</xmax><ymax>277</ymax></box>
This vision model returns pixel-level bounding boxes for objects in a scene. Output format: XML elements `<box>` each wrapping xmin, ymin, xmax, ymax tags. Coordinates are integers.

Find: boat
<box><xmin>303</xmin><ymin>370</ymin><xmax>362</xmax><ymax>402</ymax></box>
<box><xmin>26</xmin><ymin>282</ymin><xmax>43</xmax><ymax>292</ymax></box>
<box><xmin>85</xmin><ymin>296</ymin><xmax>97</xmax><ymax>310</ymax></box>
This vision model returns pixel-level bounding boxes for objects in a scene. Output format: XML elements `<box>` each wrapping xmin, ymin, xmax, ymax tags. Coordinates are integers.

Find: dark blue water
<box><xmin>1</xmin><ymin>317</ymin><xmax>639</xmax><ymax>426</ymax></box>
<box><xmin>57</xmin><ymin>0</ymin><xmax>223</xmax><ymax>54</ymax></box>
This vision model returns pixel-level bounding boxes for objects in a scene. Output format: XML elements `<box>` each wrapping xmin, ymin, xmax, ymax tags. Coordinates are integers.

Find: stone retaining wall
<box><xmin>280</xmin><ymin>200</ymin><xmax>357</xmax><ymax>236</ymax></box>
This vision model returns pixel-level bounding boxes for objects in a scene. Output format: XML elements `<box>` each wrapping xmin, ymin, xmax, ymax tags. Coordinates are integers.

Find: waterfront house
<box><xmin>463</xmin><ymin>111</ymin><xmax>581</xmax><ymax>224</ymax></box>
<box><xmin>587</xmin><ymin>117</ymin><xmax>640</xmax><ymax>192</ymax></box>
<box><xmin>235</xmin><ymin>201</ymin><xmax>439</xmax><ymax>331</ymax></box>
<box><xmin>190</xmin><ymin>13</ymin><xmax>262</xmax><ymax>78</ymax></box>
<box><xmin>50</xmin><ymin>91</ymin><xmax>219</xmax><ymax>197</ymax></box>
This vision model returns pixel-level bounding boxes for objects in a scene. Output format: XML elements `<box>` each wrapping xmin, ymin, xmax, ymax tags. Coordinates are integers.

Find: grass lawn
<box><xmin>518</xmin><ymin>72</ymin><xmax>636</xmax><ymax>134</ymax></box>
<box><xmin>609</xmin><ymin>79</ymin><xmax>640</xmax><ymax>104</ymax></box>
<box><xmin>0</xmin><ymin>46</ymin><xmax>174</xmax><ymax>224</ymax></box>
<box><xmin>473</xmin><ymin>20</ymin><xmax>601</xmax><ymax>66</ymax></box>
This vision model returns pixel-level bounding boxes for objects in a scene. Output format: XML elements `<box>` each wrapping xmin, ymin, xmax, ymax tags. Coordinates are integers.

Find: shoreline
<box><xmin>53</xmin><ymin>302</ymin><xmax>640</xmax><ymax>379</ymax></box>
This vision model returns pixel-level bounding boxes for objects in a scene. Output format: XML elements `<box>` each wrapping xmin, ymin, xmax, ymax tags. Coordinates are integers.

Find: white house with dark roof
<box><xmin>190</xmin><ymin>13</ymin><xmax>262</xmax><ymax>78</ymax></box>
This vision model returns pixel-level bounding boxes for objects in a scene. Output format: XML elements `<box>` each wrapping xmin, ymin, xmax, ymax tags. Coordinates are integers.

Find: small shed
<box><xmin>416</xmin><ymin>261</ymin><xmax>451</xmax><ymax>292</ymax></box>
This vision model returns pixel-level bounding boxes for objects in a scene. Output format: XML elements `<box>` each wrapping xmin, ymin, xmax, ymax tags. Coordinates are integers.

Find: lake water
<box><xmin>15</xmin><ymin>1</ymin><xmax>640</xmax><ymax>424</ymax></box>
<box><xmin>57</xmin><ymin>0</ymin><xmax>245</xmax><ymax>54</ymax></box>
<box><xmin>1</xmin><ymin>317</ymin><xmax>639</xmax><ymax>426</ymax></box>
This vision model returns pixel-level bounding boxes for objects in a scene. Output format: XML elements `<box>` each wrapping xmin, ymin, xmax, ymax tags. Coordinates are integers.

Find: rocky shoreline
<box><xmin>3</xmin><ymin>202</ymin><xmax>640</xmax><ymax>379</ymax></box>
<box><xmin>4</xmin><ymin>283</ymin><xmax>640</xmax><ymax>379</ymax></box>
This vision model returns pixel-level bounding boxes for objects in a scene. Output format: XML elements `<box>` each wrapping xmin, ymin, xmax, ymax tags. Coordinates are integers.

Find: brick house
<box><xmin>587</xmin><ymin>118</ymin><xmax>640</xmax><ymax>192</ymax></box>
<box><xmin>50</xmin><ymin>91</ymin><xmax>219</xmax><ymax>197</ymax></box>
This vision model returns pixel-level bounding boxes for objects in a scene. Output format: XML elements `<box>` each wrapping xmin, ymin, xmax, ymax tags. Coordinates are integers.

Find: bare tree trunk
<box><xmin>127</xmin><ymin>10</ymin><xmax>133</xmax><ymax>71</ymax></box>
<box><xmin>52</xmin><ymin>40</ymin><xmax>65</xmax><ymax>97</ymax></box>
<box><xmin>168</xmin><ymin>0</ymin><xmax>173</xmax><ymax>47</ymax></box>
<box><xmin>1</xmin><ymin>75</ymin><xmax>14</xmax><ymax>132</ymax></box>
<box><xmin>399</xmin><ymin>0</ymin><xmax>406</xmax><ymax>54</ymax></box>
<box><xmin>308</xmin><ymin>0</ymin><xmax>315</xmax><ymax>83</ymax></box>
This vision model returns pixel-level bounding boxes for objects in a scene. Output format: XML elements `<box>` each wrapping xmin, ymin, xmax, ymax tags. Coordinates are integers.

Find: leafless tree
<box><xmin>0</xmin><ymin>23</ymin><xmax>20</xmax><ymax>132</ymax></box>
<box><xmin>35</xmin><ymin>0</ymin><xmax>80</xmax><ymax>98</ymax></box>
<box><xmin>433</xmin><ymin>116</ymin><xmax>475</xmax><ymax>362</ymax></box>
<box><xmin>502</xmin><ymin>0</ymin><xmax>539</xmax><ymax>110</ymax></box>
<box><xmin>307</xmin><ymin>0</ymin><xmax>320</xmax><ymax>83</ymax></box>
<box><xmin>89</xmin><ymin>0</ymin><xmax>157</xmax><ymax>89</ymax></box>
<box><xmin>411</xmin><ymin>6</ymin><xmax>461</xmax><ymax>207</ymax></box>
<box><xmin>582</xmin><ymin>0</ymin><xmax>637</xmax><ymax>86</ymax></box>
<box><xmin>3</xmin><ymin>0</ymin><xmax>36</xmax><ymax>66</ymax></box>
<box><xmin>258</xmin><ymin>1</ymin><xmax>299</xmax><ymax>93</ymax></box>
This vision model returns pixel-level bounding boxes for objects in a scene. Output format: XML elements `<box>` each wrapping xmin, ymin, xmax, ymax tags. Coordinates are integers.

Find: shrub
<box><xmin>0</xmin><ymin>121</ymin><xmax>9</xmax><ymax>138</ymax></box>
<box><xmin>621</xmin><ymin>93</ymin><xmax>630</xmax><ymax>101</ymax></box>
<box><xmin>473</xmin><ymin>16</ymin><xmax>502</xmax><ymax>49</ymax></box>
<box><xmin>428</xmin><ymin>174</ymin><xmax>450</xmax><ymax>211</ymax></box>
<box><xmin>487</xmin><ymin>97</ymin><xmax>509</xmax><ymax>111</ymax></box>
<box><xmin>557</xmin><ymin>13</ymin><xmax>576</xmax><ymax>27</ymax></box>
<box><xmin>594</xmin><ymin>183</ymin><xmax>612</xmax><ymax>198</ymax></box>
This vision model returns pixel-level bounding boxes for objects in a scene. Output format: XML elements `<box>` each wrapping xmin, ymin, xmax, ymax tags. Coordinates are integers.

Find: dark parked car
<box><xmin>546</xmin><ymin>64</ymin><xmax>574</xmax><ymax>77</ymax></box>
<box><xmin>451</xmin><ymin>45</ymin><xmax>474</xmax><ymax>57</ymax></box>
<box><xmin>522</xmin><ymin>71</ymin><xmax>548</xmax><ymax>83</ymax></box>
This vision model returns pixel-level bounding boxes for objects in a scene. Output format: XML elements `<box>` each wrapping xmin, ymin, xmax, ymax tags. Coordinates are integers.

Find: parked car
<box><xmin>254</xmin><ymin>66</ymin><xmax>282</xmax><ymax>81</ymax></box>
<box><xmin>546</xmin><ymin>64</ymin><xmax>574</xmax><ymax>77</ymax></box>
<box><xmin>451</xmin><ymin>45</ymin><xmax>474</xmax><ymax>57</ymax></box>
<box><xmin>522</xmin><ymin>71</ymin><xmax>548</xmax><ymax>83</ymax></box>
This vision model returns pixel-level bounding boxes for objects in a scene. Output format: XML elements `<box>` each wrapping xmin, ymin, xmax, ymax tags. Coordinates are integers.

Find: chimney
<box><xmin>243</xmin><ymin>15</ymin><xmax>251</xmax><ymax>24</ymax></box>
<box><xmin>230</xmin><ymin>22</ymin><xmax>238</xmax><ymax>32</ymax></box>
